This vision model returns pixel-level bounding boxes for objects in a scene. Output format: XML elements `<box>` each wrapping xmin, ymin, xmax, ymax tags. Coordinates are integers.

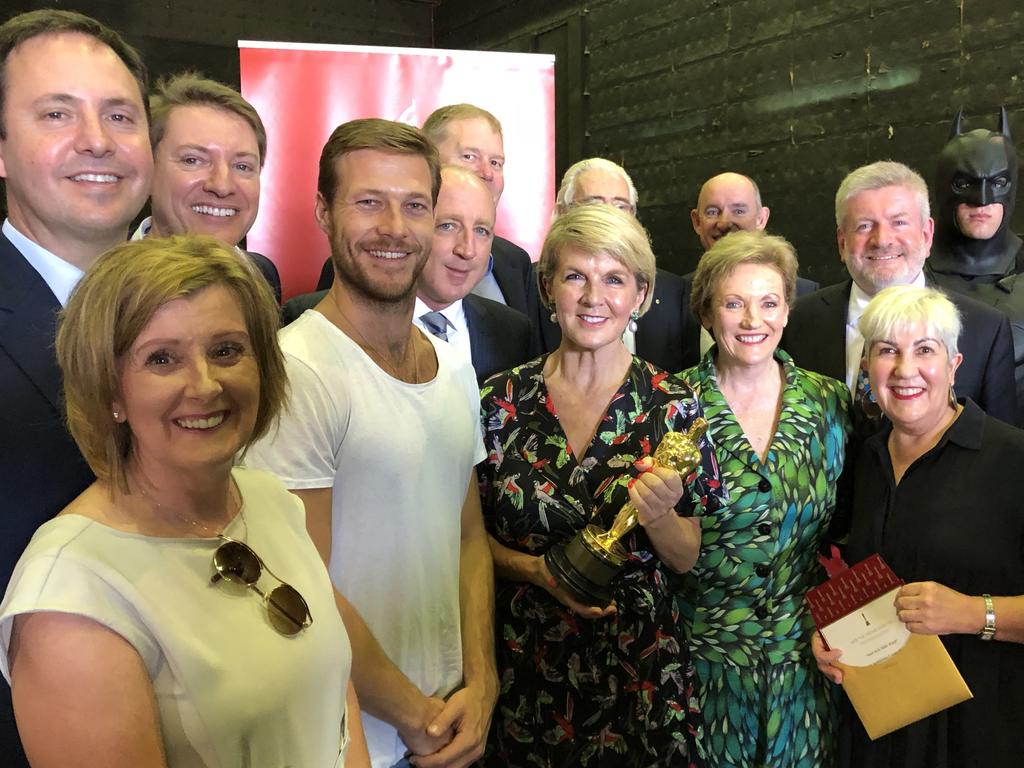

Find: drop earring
<box><xmin>628</xmin><ymin>310</ymin><xmax>640</xmax><ymax>334</ymax></box>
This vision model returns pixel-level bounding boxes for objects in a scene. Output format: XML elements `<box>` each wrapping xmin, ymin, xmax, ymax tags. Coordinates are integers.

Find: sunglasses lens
<box><xmin>213</xmin><ymin>540</ymin><xmax>261</xmax><ymax>585</ymax></box>
<box><xmin>266</xmin><ymin>584</ymin><xmax>311</xmax><ymax>636</ymax></box>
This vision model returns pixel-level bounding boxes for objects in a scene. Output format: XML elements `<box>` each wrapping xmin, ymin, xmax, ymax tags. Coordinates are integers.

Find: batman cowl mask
<box><xmin>932</xmin><ymin>107</ymin><xmax>1022</xmax><ymax>276</ymax></box>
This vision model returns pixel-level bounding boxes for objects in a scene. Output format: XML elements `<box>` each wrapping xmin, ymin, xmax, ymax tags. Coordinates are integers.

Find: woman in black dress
<box><xmin>813</xmin><ymin>285</ymin><xmax>1024</xmax><ymax>767</ymax></box>
<box><xmin>478</xmin><ymin>205</ymin><xmax>725</xmax><ymax>767</ymax></box>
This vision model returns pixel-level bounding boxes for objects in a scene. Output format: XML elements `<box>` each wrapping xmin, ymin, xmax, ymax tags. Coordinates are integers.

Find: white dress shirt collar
<box><xmin>413</xmin><ymin>297</ymin><xmax>472</xmax><ymax>366</ymax></box>
<box><xmin>3</xmin><ymin>219</ymin><xmax>84</xmax><ymax>308</ymax></box>
<box><xmin>845</xmin><ymin>273</ymin><xmax>927</xmax><ymax>392</ymax></box>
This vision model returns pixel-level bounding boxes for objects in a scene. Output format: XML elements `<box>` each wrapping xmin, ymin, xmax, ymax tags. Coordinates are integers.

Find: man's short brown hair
<box><xmin>422</xmin><ymin>103</ymin><xmax>502</xmax><ymax>147</ymax></box>
<box><xmin>317</xmin><ymin>118</ymin><xmax>441</xmax><ymax>206</ymax></box>
<box><xmin>149</xmin><ymin>72</ymin><xmax>267</xmax><ymax>166</ymax></box>
<box><xmin>0</xmin><ymin>9</ymin><xmax>148</xmax><ymax>139</ymax></box>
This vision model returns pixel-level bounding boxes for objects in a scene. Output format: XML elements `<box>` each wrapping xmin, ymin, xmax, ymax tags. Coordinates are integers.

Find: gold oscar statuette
<box><xmin>544</xmin><ymin>418</ymin><xmax>708</xmax><ymax>607</ymax></box>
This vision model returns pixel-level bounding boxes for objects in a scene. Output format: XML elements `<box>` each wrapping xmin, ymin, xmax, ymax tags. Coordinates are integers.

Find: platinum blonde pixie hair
<box><xmin>858</xmin><ymin>285</ymin><xmax>962</xmax><ymax>358</ymax></box>
<box><xmin>537</xmin><ymin>204</ymin><xmax>656</xmax><ymax>314</ymax></box>
<box><xmin>834</xmin><ymin>160</ymin><xmax>931</xmax><ymax>228</ymax></box>
<box><xmin>556</xmin><ymin>157</ymin><xmax>639</xmax><ymax>214</ymax></box>
<box><xmin>689</xmin><ymin>230</ymin><xmax>798</xmax><ymax>324</ymax></box>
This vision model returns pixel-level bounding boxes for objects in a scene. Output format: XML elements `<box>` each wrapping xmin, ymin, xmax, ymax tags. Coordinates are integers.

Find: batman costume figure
<box><xmin>926</xmin><ymin>108</ymin><xmax>1024</xmax><ymax>423</ymax></box>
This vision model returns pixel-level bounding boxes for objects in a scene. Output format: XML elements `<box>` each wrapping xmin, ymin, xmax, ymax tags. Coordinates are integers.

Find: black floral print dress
<box><xmin>478</xmin><ymin>357</ymin><xmax>726</xmax><ymax>768</ymax></box>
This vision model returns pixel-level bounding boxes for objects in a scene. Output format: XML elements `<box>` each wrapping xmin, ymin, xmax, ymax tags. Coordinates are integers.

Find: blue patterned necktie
<box><xmin>420</xmin><ymin>310</ymin><xmax>450</xmax><ymax>342</ymax></box>
<box><xmin>855</xmin><ymin>365</ymin><xmax>882</xmax><ymax>419</ymax></box>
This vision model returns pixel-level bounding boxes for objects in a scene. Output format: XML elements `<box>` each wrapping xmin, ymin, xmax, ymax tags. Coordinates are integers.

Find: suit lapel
<box><xmin>815</xmin><ymin>282</ymin><xmax>852</xmax><ymax>381</ymax></box>
<box><xmin>463</xmin><ymin>296</ymin><xmax>492</xmax><ymax>379</ymax></box>
<box><xmin>0</xmin><ymin>235</ymin><xmax>64</xmax><ymax>412</ymax></box>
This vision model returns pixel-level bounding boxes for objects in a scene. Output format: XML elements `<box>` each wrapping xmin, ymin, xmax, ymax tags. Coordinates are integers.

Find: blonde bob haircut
<box><xmin>537</xmin><ymin>203</ymin><xmax>656</xmax><ymax>315</ymax></box>
<box><xmin>689</xmin><ymin>230</ymin><xmax>798</xmax><ymax>324</ymax></box>
<box><xmin>858</xmin><ymin>285</ymin><xmax>962</xmax><ymax>359</ymax></box>
<box><xmin>56</xmin><ymin>235</ymin><xmax>287</xmax><ymax>493</ymax></box>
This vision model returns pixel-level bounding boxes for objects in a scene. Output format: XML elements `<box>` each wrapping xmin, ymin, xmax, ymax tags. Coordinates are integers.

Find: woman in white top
<box><xmin>0</xmin><ymin>235</ymin><xmax>368</xmax><ymax>767</ymax></box>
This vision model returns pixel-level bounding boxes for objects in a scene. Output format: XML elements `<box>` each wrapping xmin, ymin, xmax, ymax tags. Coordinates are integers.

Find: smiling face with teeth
<box><xmin>0</xmin><ymin>32</ymin><xmax>152</xmax><ymax>266</ymax></box>
<box><xmin>866</xmin><ymin>320</ymin><xmax>962</xmax><ymax>437</ymax></box>
<box><xmin>704</xmin><ymin>262</ymin><xmax>789</xmax><ymax>372</ymax></box>
<box><xmin>149</xmin><ymin>104</ymin><xmax>261</xmax><ymax>247</ymax></box>
<box><xmin>114</xmin><ymin>284</ymin><xmax>260</xmax><ymax>480</ymax></box>
<box><xmin>838</xmin><ymin>185</ymin><xmax>934</xmax><ymax>296</ymax></box>
<box><xmin>547</xmin><ymin>246</ymin><xmax>646</xmax><ymax>353</ymax></box>
<box><xmin>316</xmin><ymin>148</ymin><xmax>434</xmax><ymax>305</ymax></box>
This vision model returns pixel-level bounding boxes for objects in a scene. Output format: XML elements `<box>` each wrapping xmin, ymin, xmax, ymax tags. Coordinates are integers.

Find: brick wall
<box><xmin>437</xmin><ymin>0</ymin><xmax>1024</xmax><ymax>283</ymax></box>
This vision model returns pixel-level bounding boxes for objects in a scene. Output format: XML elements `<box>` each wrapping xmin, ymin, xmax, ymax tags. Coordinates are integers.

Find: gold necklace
<box><xmin>130</xmin><ymin>473</ymin><xmax>241</xmax><ymax>538</ymax></box>
<box><xmin>328</xmin><ymin>289</ymin><xmax>420</xmax><ymax>382</ymax></box>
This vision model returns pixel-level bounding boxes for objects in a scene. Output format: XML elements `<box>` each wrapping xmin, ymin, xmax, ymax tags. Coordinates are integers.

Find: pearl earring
<box><xmin>628</xmin><ymin>310</ymin><xmax>640</xmax><ymax>334</ymax></box>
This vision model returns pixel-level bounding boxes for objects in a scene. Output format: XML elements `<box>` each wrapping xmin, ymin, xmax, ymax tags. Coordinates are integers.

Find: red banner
<box><xmin>239</xmin><ymin>41</ymin><xmax>556</xmax><ymax>300</ymax></box>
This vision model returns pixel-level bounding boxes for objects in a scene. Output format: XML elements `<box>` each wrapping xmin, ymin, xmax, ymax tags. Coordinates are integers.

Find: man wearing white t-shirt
<box><xmin>245</xmin><ymin>119</ymin><xmax>496</xmax><ymax>768</ymax></box>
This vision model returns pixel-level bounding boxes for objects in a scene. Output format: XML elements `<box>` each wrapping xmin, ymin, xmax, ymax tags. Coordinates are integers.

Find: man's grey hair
<box><xmin>835</xmin><ymin>161</ymin><xmax>931</xmax><ymax>228</ymax></box>
<box><xmin>556</xmin><ymin>157</ymin><xmax>639</xmax><ymax>214</ymax></box>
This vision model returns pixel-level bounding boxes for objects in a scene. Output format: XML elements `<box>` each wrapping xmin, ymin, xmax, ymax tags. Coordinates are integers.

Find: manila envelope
<box><xmin>837</xmin><ymin>631</ymin><xmax>973</xmax><ymax>739</ymax></box>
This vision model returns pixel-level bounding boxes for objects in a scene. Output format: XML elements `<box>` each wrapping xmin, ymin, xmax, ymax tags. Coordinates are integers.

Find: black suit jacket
<box><xmin>488</xmin><ymin>235</ymin><xmax>538</xmax><ymax>318</ymax></box>
<box><xmin>246</xmin><ymin>250</ymin><xmax>281</xmax><ymax>305</ymax></box>
<box><xmin>463</xmin><ymin>294</ymin><xmax>533</xmax><ymax>384</ymax></box>
<box><xmin>0</xmin><ymin>233</ymin><xmax>94</xmax><ymax>765</ymax></box>
<box><xmin>782</xmin><ymin>280</ymin><xmax>1017</xmax><ymax>424</ymax></box>
<box><xmin>280</xmin><ymin>289</ymin><xmax>326</xmax><ymax>326</ymax></box>
<box><xmin>280</xmin><ymin>290</ymin><xmax>532</xmax><ymax>384</ymax></box>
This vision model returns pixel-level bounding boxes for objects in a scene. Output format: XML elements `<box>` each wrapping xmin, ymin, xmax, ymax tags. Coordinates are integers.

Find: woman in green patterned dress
<box><xmin>679</xmin><ymin>230</ymin><xmax>851</xmax><ymax>768</ymax></box>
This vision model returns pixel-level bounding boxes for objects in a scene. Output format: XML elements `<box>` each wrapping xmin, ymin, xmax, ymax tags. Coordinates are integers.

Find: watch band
<box><xmin>979</xmin><ymin>594</ymin><xmax>996</xmax><ymax>641</ymax></box>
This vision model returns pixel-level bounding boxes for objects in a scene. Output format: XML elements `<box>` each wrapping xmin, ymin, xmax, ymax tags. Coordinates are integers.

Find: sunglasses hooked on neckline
<box><xmin>211</xmin><ymin>535</ymin><xmax>313</xmax><ymax>636</ymax></box>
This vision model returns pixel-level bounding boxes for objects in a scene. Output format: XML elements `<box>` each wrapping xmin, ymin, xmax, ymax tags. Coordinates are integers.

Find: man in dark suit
<box><xmin>535</xmin><ymin>157</ymin><xmax>702</xmax><ymax>371</ymax></box>
<box><xmin>783</xmin><ymin>160</ymin><xmax>1016</xmax><ymax>424</ymax></box>
<box><xmin>413</xmin><ymin>166</ymin><xmax>532</xmax><ymax>382</ymax></box>
<box><xmin>0</xmin><ymin>10</ymin><xmax>153</xmax><ymax>763</ymax></box>
<box><xmin>421</xmin><ymin>104</ymin><xmax>539</xmax><ymax>318</ymax></box>
<box><xmin>131</xmin><ymin>73</ymin><xmax>281</xmax><ymax>303</ymax></box>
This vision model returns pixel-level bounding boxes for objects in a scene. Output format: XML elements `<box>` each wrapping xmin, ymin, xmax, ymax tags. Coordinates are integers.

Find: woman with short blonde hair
<box><xmin>480</xmin><ymin>204</ymin><xmax>725</xmax><ymax>767</ymax></box>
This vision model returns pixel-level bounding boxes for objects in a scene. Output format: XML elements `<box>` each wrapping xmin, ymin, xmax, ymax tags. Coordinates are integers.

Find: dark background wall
<box><xmin>436</xmin><ymin>0</ymin><xmax>1024</xmax><ymax>283</ymax></box>
<box><xmin>5</xmin><ymin>0</ymin><xmax>1023</xmax><ymax>284</ymax></box>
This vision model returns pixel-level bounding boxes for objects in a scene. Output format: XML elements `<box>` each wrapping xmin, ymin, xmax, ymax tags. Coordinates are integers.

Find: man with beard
<box><xmin>926</xmin><ymin>108</ymin><xmax>1024</xmax><ymax>422</ymax></box>
<box><xmin>245</xmin><ymin>119</ymin><xmax>496</xmax><ymax>768</ymax></box>
<box><xmin>784</xmin><ymin>161</ymin><xmax>1015</xmax><ymax>425</ymax></box>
